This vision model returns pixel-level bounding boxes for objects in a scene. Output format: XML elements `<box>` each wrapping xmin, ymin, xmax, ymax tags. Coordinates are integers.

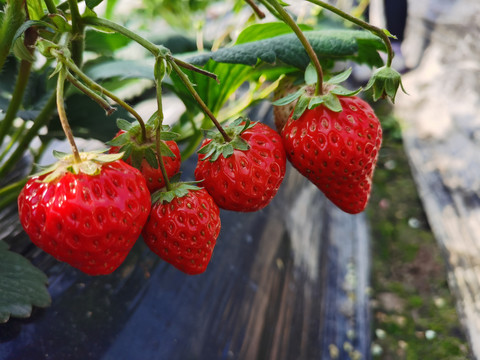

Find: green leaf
<box><xmin>159</xmin><ymin>140</ymin><xmax>176</xmax><ymax>158</ymax></box>
<box><xmin>12</xmin><ymin>20</ymin><xmax>56</xmax><ymax>44</ymax></box>
<box><xmin>106</xmin><ymin>131</ymin><xmax>129</xmax><ymax>146</ymax></box>
<box><xmin>188</xmin><ymin>30</ymin><xmax>385</xmax><ymax>69</ymax></box>
<box><xmin>85</xmin><ymin>29</ymin><xmax>131</xmax><ymax>56</ymax></box>
<box><xmin>304</xmin><ymin>62</ymin><xmax>318</xmax><ymax>85</ymax></box>
<box><xmin>144</xmin><ymin>147</ymin><xmax>158</xmax><ymax>169</ymax></box>
<box><xmin>151</xmin><ymin>182</ymin><xmax>202</xmax><ymax>204</ymax></box>
<box><xmin>12</xmin><ymin>37</ymin><xmax>35</xmax><ymax>62</ymax></box>
<box><xmin>86</xmin><ymin>0</ymin><xmax>104</xmax><ymax>10</ymax></box>
<box><xmin>330</xmin><ymin>85</ymin><xmax>362</xmax><ymax>97</ymax></box>
<box><xmin>235</xmin><ymin>22</ymin><xmax>313</xmax><ymax>45</ymax></box>
<box><xmin>321</xmin><ymin>93</ymin><xmax>342</xmax><ymax>112</ymax></box>
<box><xmin>292</xmin><ymin>95</ymin><xmax>310</xmax><ymax>120</ymax></box>
<box><xmin>85</xmin><ymin>59</ymin><xmax>154</xmax><ymax>81</ymax></box>
<box><xmin>272</xmin><ymin>87</ymin><xmax>304</xmax><ymax>106</ymax></box>
<box><xmin>0</xmin><ymin>242</ymin><xmax>51</xmax><ymax>323</ymax></box>
<box><xmin>326</xmin><ymin>68</ymin><xmax>352</xmax><ymax>85</ymax></box>
<box><xmin>116</xmin><ymin>118</ymin><xmax>133</xmax><ymax>131</ymax></box>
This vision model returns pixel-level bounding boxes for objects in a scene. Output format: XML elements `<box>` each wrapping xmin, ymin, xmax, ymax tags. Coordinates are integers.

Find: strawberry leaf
<box><xmin>272</xmin><ymin>88</ymin><xmax>304</xmax><ymax>106</ymax></box>
<box><xmin>116</xmin><ymin>118</ymin><xmax>133</xmax><ymax>131</ymax></box>
<box><xmin>151</xmin><ymin>182</ymin><xmax>202</xmax><ymax>204</ymax></box>
<box><xmin>188</xmin><ymin>29</ymin><xmax>385</xmax><ymax>69</ymax></box>
<box><xmin>292</xmin><ymin>94</ymin><xmax>310</xmax><ymax>120</ymax></box>
<box><xmin>0</xmin><ymin>241</ymin><xmax>51</xmax><ymax>323</ymax></box>
<box><xmin>304</xmin><ymin>63</ymin><xmax>318</xmax><ymax>85</ymax></box>
<box><xmin>330</xmin><ymin>85</ymin><xmax>362</xmax><ymax>97</ymax></box>
<box><xmin>144</xmin><ymin>147</ymin><xmax>158</xmax><ymax>169</ymax></box>
<box><xmin>321</xmin><ymin>93</ymin><xmax>343</xmax><ymax>112</ymax></box>
<box><xmin>326</xmin><ymin>68</ymin><xmax>353</xmax><ymax>85</ymax></box>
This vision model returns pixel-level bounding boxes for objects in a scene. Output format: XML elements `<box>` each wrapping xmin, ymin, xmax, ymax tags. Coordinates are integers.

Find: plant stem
<box><xmin>67</xmin><ymin>0</ymin><xmax>85</xmax><ymax>66</ymax></box>
<box><xmin>82</xmin><ymin>16</ymin><xmax>161</xmax><ymax>56</ymax></box>
<box><xmin>0</xmin><ymin>0</ymin><xmax>26</xmax><ymax>72</ymax></box>
<box><xmin>0</xmin><ymin>92</ymin><xmax>57</xmax><ymax>179</ymax></box>
<box><xmin>245</xmin><ymin>0</ymin><xmax>266</xmax><ymax>18</ymax></box>
<box><xmin>43</xmin><ymin>0</ymin><xmax>57</xmax><ymax>13</ymax></box>
<box><xmin>56</xmin><ymin>68</ymin><xmax>81</xmax><ymax>163</ymax></box>
<box><xmin>167</xmin><ymin>55</ymin><xmax>232</xmax><ymax>142</ymax></box>
<box><xmin>0</xmin><ymin>27</ymin><xmax>37</xmax><ymax>147</ymax></box>
<box><xmin>57</xmin><ymin>52</ymin><xmax>148</xmax><ymax>141</ymax></box>
<box><xmin>0</xmin><ymin>178</ymin><xmax>28</xmax><ymax>210</ymax></box>
<box><xmin>66</xmin><ymin>71</ymin><xmax>116</xmax><ymax>115</ymax></box>
<box><xmin>173</xmin><ymin>57</ymin><xmax>219</xmax><ymax>83</ymax></box>
<box><xmin>305</xmin><ymin>0</ymin><xmax>394</xmax><ymax>67</ymax></box>
<box><xmin>265</xmin><ymin>0</ymin><xmax>324</xmax><ymax>95</ymax></box>
<box><xmin>154</xmin><ymin>59</ymin><xmax>172</xmax><ymax>191</ymax></box>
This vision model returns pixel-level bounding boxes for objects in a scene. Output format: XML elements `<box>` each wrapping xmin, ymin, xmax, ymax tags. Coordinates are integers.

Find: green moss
<box><xmin>368</xmin><ymin>107</ymin><xmax>470</xmax><ymax>359</ymax></box>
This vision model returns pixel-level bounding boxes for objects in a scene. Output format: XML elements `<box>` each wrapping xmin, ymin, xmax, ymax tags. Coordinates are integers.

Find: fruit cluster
<box><xmin>17</xmin><ymin>93</ymin><xmax>382</xmax><ymax>276</ymax></box>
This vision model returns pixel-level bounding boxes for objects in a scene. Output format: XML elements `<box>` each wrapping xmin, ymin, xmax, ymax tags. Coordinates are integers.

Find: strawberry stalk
<box><xmin>81</xmin><ymin>17</ymin><xmax>219</xmax><ymax>83</ymax></box>
<box><xmin>66</xmin><ymin>0</ymin><xmax>85</xmax><ymax>67</ymax></box>
<box><xmin>167</xmin><ymin>55</ymin><xmax>232</xmax><ymax>143</ymax></box>
<box><xmin>153</xmin><ymin>57</ymin><xmax>172</xmax><ymax>191</ymax></box>
<box><xmin>43</xmin><ymin>0</ymin><xmax>57</xmax><ymax>14</ymax></box>
<box><xmin>65</xmin><ymin>71</ymin><xmax>116</xmax><ymax>116</ymax></box>
<box><xmin>56</xmin><ymin>66</ymin><xmax>81</xmax><ymax>163</ymax></box>
<box><xmin>245</xmin><ymin>0</ymin><xmax>266</xmax><ymax>19</ymax></box>
<box><xmin>0</xmin><ymin>25</ymin><xmax>37</xmax><ymax>149</ymax></box>
<box><xmin>263</xmin><ymin>0</ymin><xmax>324</xmax><ymax>96</ymax></box>
<box><xmin>305</xmin><ymin>0</ymin><xmax>394</xmax><ymax>67</ymax></box>
<box><xmin>54</xmin><ymin>51</ymin><xmax>148</xmax><ymax>142</ymax></box>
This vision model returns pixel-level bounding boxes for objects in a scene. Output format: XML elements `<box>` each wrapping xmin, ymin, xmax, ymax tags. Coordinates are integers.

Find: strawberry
<box><xmin>108</xmin><ymin>119</ymin><xmax>181</xmax><ymax>193</ymax></box>
<box><xmin>281</xmin><ymin>95</ymin><xmax>382</xmax><ymax>214</ymax></box>
<box><xmin>142</xmin><ymin>184</ymin><xmax>221</xmax><ymax>275</ymax></box>
<box><xmin>194</xmin><ymin>118</ymin><xmax>286</xmax><ymax>212</ymax></box>
<box><xmin>17</xmin><ymin>152</ymin><xmax>151</xmax><ymax>275</ymax></box>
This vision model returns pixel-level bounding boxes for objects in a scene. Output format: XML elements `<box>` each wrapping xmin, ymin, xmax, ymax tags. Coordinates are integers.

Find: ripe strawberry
<box><xmin>281</xmin><ymin>96</ymin><xmax>382</xmax><ymax>214</ymax></box>
<box><xmin>194</xmin><ymin>119</ymin><xmax>286</xmax><ymax>212</ymax></box>
<box><xmin>142</xmin><ymin>185</ymin><xmax>221</xmax><ymax>275</ymax></box>
<box><xmin>17</xmin><ymin>152</ymin><xmax>151</xmax><ymax>275</ymax></box>
<box><xmin>110</xmin><ymin>130</ymin><xmax>181</xmax><ymax>192</ymax></box>
<box><xmin>108</xmin><ymin>119</ymin><xmax>181</xmax><ymax>193</ymax></box>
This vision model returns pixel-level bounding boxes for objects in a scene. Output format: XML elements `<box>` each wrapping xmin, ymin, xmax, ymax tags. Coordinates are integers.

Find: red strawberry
<box><xmin>194</xmin><ymin>119</ymin><xmax>287</xmax><ymax>212</ymax></box>
<box><xmin>17</xmin><ymin>152</ymin><xmax>151</xmax><ymax>275</ymax></box>
<box><xmin>281</xmin><ymin>96</ymin><xmax>382</xmax><ymax>214</ymax></box>
<box><xmin>110</xmin><ymin>129</ymin><xmax>181</xmax><ymax>193</ymax></box>
<box><xmin>142</xmin><ymin>185</ymin><xmax>221</xmax><ymax>275</ymax></box>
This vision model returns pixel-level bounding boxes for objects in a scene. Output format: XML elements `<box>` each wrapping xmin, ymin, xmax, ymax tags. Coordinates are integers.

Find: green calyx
<box><xmin>107</xmin><ymin>116</ymin><xmax>179</xmax><ymax>169</ymax></box>
<box><xmin>35</xmin><ymin>150</ymin><xmax>124</xmax><ymax>182</ymax></box>
<box><xmin>198</xmin><ymin>117</ymin><xmax>255</xmax><ymax>162</ymax></box>
<box><xmin>151</xmin><ymin>180</ymin><xmax>202</xmax><ymax>204</ymax></box>
<box><xmin>273</xmin><ymin>67</ymin><xmax>361</xmax><ymax>119</ymax></box>
<box><xmin>364</xmin><ymin>65</ymin><xmax>407</xmax><ymax>103</ymax></box>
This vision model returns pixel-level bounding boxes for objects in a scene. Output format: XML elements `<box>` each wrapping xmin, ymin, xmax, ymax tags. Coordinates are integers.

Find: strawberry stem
<box><xmin>245</xmin><ymin>0</ymin><xmax>266</xmax><ymax>18</ymax></box>
<box><xmin>0</xmin><ymin>25</ymin><xmax>37</xmax><ymax>150</ymax></box>
<box><xmin>56</xmin><ymin>67</ymin><xmax>81</xmax><ymax>163</ymax></box>
<box><xmin>65</xmin><ymin>71</ymin><xmax>116</xmax><ymax>115</ymax></box>
<box><xmin>154</xmin><ymin>58</ymin><xmax>172</xmax><ymax>191</ymax></box>
<box><xmin>306</xmin><ymin>0</ymin><xmax>395</xmax><ymax>67</ymax></box>
<box><xmin>167</xmin><ymin>55</ymin><xmax>232</xmax><ymax>143</ymax></box>
<box><xmin>264</xmin><ymin>0</ymin><xmax>324</xmax><ymax>95</ymax></box>
<box><xmin>66</xmin><ymin>0</ymin><xmax>85</xmax><ymax>69</ymax></box>
<box><xmin>44</xmin><ymin>0</ymin><xmax>58</xmax><ymax>14</ymax></box>
<box><xmin>55</xmin><ymin>52</ymin><xmax>148</xmax><ymax>142</ymax></box>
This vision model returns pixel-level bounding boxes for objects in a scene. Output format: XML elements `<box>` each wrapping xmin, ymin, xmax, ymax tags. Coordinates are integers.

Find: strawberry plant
<box><xmin>0</xmin><ymin>0</ymin><xmax>405</xmax><ymax>322</ymax></box>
